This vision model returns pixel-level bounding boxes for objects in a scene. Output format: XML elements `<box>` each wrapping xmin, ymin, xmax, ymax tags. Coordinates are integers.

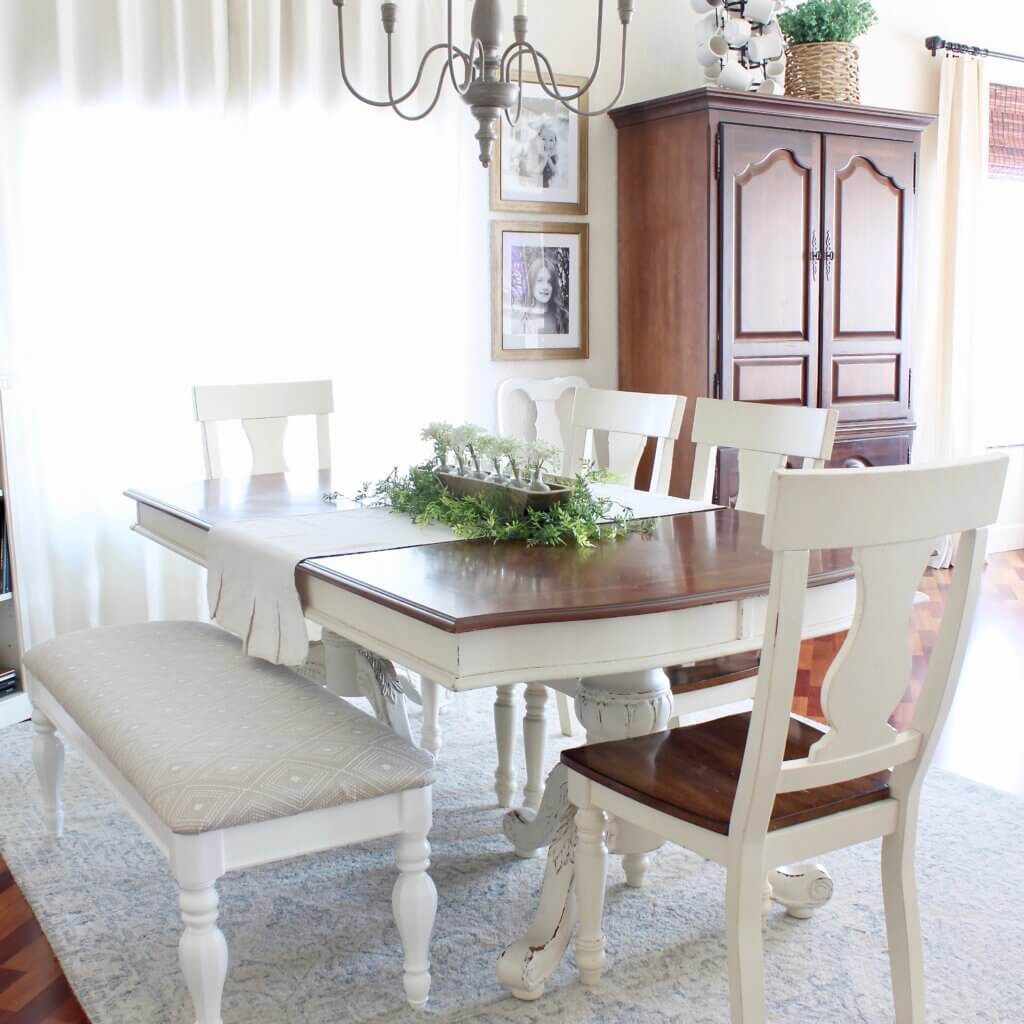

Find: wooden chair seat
<box><xmin>667</xmin><ymin>652</ymin><xmax>760</xmax><ymax>695</ymax></box>
<box><xmin>561</xmin><ymin>712</ymin><xmax>891</xmax><ymax>835</ymax></box>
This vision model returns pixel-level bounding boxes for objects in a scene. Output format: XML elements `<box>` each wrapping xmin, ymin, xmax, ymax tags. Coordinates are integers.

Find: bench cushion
<box><xmin>24</xmin><ymin>622</ymin><xmax>434</xmax><ymax>836</ymax></box>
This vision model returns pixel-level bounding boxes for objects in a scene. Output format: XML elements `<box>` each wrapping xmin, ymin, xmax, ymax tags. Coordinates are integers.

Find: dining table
<box><xmin>126</xmin><ymin>468</ymin><xmax>856</xmax><ymax>1001</ymax></box>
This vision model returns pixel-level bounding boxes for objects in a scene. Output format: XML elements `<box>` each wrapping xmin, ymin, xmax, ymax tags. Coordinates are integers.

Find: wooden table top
<box><xmin>127</xmin><ymin>471</ymin><xmax>854</xmax><ymax>635</ymax></box>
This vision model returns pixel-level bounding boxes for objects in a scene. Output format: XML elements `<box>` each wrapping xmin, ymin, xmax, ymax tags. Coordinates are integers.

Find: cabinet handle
<box><xmin>810</xmin><ymin>230</ymin><xmax>820</xmax><ymax>282</ymax></box>
<box><xmin>824</xmin><ymin>230</ymin><xmax>835</xmax><ymax>280</ymax></box>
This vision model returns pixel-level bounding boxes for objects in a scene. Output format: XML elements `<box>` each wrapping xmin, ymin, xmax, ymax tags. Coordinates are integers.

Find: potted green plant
<box><xmin>777</xmin><ymin>0</ymin><xmax>877</xmax><ymax>104</ymax></box>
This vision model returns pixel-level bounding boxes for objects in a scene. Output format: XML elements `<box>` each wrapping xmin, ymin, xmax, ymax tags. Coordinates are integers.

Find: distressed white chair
<box><xmin>25</xmin><ymin>621</ymin><xmax>438</xmax><ymax>1018</ymax></box>
<box><xmin>192</xmin><ymin>380</ymin><xmax>441</xmax><ymax>751</ymax></box>
<box><xmin>564</xmin><ymin>454</ymin><xmax>1008</xmax><ymax>1024</ymax></box>
<box><xmin>668</xmin><ymin>398</ymin><xmax>839</xmax><ymax>724</ymax></box>
<box><xmin>495</xmin><ymin>385</ymin><xmax>686</xmax><ymax>817</ymax></box>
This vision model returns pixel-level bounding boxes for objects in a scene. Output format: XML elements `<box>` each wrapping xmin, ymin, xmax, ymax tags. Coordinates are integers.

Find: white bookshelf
<box><xmin>0</xmin><ymin>394</ymin><xmax>29</xmax><ymax>730</ymax></box>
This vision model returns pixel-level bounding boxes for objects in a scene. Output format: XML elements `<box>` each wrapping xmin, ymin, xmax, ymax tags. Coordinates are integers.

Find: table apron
<box><xmin>132</xmin><ymin>500</ymin><xmax>856</xmax><ymax>691</ymax></box>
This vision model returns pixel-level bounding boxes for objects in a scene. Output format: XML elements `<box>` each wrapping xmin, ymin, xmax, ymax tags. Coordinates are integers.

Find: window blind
<box><xmin>989</xmin><ymin>83</ymin><xmax>1024</xmax><ymax>180</ymax></box>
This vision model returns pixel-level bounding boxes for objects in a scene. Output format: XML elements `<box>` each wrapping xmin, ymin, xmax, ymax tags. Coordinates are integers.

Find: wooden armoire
<box><xmin>611</xmin><ymin>88</ymin><xmax>935</xmax><ymax>502</ymax></box>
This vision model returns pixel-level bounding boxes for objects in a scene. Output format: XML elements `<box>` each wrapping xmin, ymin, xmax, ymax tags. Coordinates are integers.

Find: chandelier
<box><xmin>331</xmin><ymin>0</ymin><xmax>637</xmax><ymax>168</ymax></box>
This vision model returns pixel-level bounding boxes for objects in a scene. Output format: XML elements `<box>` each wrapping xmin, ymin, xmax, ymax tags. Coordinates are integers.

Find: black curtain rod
<box><xmin>925</xmin><ymin>35</ymin><xmax>1024</xmax><ymax>65</ymax></box>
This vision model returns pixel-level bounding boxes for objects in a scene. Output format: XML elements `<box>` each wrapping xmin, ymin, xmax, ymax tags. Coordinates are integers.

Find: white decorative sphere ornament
<box><xmin>694</xmin><ymin>0</ymin><xmax>791</xmax><ymax>94</ymax></box>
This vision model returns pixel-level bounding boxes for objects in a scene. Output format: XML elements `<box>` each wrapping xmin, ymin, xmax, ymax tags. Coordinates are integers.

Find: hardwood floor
<box><xmin>0</xmin><ymin>550</ymin><xmax>1020</xmax><ymax>1023</ymax></box>
<box><xmin>0</xmin><ymin>861</ymin><xmax>86</xmax><ymax>1023</ymax></box>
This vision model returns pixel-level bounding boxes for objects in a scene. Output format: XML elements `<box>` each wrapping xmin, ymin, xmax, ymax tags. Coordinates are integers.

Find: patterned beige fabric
<box><xmin>24</xmin><ymin>622</ymin><xmax>434</xmax><ymax>836</ymax></box>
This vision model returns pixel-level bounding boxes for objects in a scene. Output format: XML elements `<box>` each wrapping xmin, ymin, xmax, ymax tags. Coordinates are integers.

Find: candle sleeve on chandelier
<box><xmin>517</xmin><ymin>1</ymin><xmax>527</xmax><ymax>15</ymax></box>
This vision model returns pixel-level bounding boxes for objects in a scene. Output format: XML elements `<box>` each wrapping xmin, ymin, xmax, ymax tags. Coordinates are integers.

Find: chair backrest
<box><xmin>569</xmin><ymin>387</ymin><xmax>687</xmax><ymax>495</ymax></box>
<box><xmin>689</xmin><ymin>398</ymin><xmax>839</xmax><ymax>514</ymax></box>
<box><xmin>497</xmin><ymin>376</ymin><xmax>589</xmax><ymax>476</ymax></box>
<box><xmin>193</xmin><ymin>380</ymin><xmax>334</xmax><ymax>480</ymax></box>
<box><xmin>730</xmin><ymin>455</ymin><xmax>1008</xmax><ymax>841</ymax></box>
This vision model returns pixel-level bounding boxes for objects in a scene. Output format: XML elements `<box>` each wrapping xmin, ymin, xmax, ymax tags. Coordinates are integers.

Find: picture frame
<box><xmin>491</xmin><ymin>221</ymin><xmax>589</xmax><ymax>362</ymax></box>
<box><xmin>490</xmin><ymin>72</ymin><xmax>589</xmax><ymax>215</ymax></box>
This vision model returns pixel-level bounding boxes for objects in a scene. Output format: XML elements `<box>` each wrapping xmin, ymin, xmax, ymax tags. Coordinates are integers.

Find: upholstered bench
<box><xmin>24</xmin><ymin>621</ymin><xmax>437</xmax><ymax>1021</ymax></box>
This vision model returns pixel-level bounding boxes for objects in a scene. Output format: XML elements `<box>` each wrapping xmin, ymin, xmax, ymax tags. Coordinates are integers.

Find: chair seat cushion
<box><xmin>24</xmin><ymin>622</ymin><xmax>434</xmax><ymax>836</ymax></box>
<box><xmin>561</xmin><ymin>713</ymin><xmax>891</xmax><ymax>835</ymax></box>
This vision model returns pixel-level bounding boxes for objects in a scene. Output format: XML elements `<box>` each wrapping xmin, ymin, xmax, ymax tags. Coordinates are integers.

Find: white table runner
<box><xmin>207</xmin><ymin>488</ymin><xmax>716</xmax><ymax>666</ymax></box>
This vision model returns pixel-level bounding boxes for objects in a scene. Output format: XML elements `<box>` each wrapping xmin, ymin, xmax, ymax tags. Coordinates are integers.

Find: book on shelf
<box><xmin>0</xmin><ymin>669</ymin><xmax>17</xmax><ymax>699</ymax></box>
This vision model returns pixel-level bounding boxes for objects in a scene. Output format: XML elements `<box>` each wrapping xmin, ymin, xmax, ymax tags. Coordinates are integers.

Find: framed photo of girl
<box><xmin>489</xmin><ymin>71</ymin><xmax>589</xmax><ymax>215</ymax></box>
<box><xmin>491</xmin><ymin>221</ymin><xmax>589</xmax><ymax>361</ymax></box>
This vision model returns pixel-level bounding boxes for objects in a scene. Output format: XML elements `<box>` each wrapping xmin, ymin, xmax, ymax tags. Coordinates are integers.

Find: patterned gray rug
<box><xmin>1</xmin><ymin>688</ymin><xmax>1022</xmax><ymax>1024</ymax></box>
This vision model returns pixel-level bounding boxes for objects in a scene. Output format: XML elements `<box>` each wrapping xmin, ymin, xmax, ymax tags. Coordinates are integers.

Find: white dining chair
<box><xmin>495</xmin><ymin>376</ymin><xmax>590</xmax><ymax>748</ymax></box>
<box><xmin>496</xmin><ymin>375</ymin><xmax>589</xmax><ymax>478</ymax></box>
<box><xmin>565</xmin><ymin>454</ymin><xmax>1008</xmax><ymax>1024</ymax></box>
<box><xmin>193</xmin><ymin>379</ymin><xmax>334</xmax><ymax>479</ymax></box>
<box><xmin>668</xmin><ymin>398</ymin><xmax>839</xmax><ymax>725</ymax></box>
<box><xmin>494</xmin><ymin>384</ymin><xmax>686</xmax><ymax>816</ymax></box>
<box><xmin>191</xmin><ymin>380</ymin><xmax>440</xmax><ymax>750</ymax></box>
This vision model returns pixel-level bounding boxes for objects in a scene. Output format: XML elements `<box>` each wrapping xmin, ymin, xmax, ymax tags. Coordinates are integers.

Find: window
<box><xmin>989</xmin><ymin>83</ymin><xmax>1024</xmax><ymax>180</ymax></box>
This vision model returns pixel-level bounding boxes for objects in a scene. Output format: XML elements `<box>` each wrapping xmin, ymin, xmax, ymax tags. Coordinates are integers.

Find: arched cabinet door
<box><xmin>820</xmin><ymin>135</ymin><xmax>917</xmax><ymax>422</ymax></box>
<box><xmin>719</xmin><ymin>124</ymin><xmax>821</xmax><ymax>410</ymax></box>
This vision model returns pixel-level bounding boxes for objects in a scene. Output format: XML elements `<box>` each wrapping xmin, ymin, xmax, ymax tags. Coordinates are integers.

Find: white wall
<box><xmin>491</xmin><ymin>0</ymin><xmax>1023</xmax><ymax>546</ymax></box>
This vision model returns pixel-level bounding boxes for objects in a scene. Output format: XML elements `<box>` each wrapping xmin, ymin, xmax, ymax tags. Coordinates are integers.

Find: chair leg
<box><xmin>31</xmin><ymin>709</ymin><xmax>64</xmax><ymax>838</ymax></box>
<box><xmin>881</xmin><ymin>831</ymin><xmax>926</xmax><ymax>1024</ymax></box>
<box><xmin>178</xmin><ymin>882</ymin><xmax>228</xmax><ymax>1024</ymax></box>
<box><xmin>523</xmin><ymin>682</ymin><xmax>549</xmax><ymax>810</ymax></box>
<box><xmin>420</xmin><ymin>678</ymin><xmax>443</xmax><ymax>758</ymax></box>
<box><xmin>725</xmin><ymin>857</ymin><xmax>768</xmax><ymax>1024</ymax></box>
<box><xmin>393</xmin><ymin>829</ymin><xmax>437</xmax><ymax>1008</ymax></box>
<box><xmin>575</xmin><ymin>805</ymin><xmax>609</xmax><ymax>986</ymax></box>
<box><xmin>494</xmin><ymin>684</ymin><xmax>519</xmax><ymax>808</ymax></box>
<box><xmin>555</xmin><ymin>692</ymin><xmax>579</xmax><ymax>737</ymax></box>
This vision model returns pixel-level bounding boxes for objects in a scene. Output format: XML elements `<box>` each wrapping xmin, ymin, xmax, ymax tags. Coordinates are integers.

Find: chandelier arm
<box><xmin>336</xmin><ymin>3</ymin><xmax>471</xmax><ymax>109</ymax></box>
<box><xmin>522</xmin><ymin>29</ymin><xmax>628</xmax><ymax>117</ymax></box>
<box><xmin>385</xmin><ymin>35</ymin><xmax>452</xmax><ymax>122</ymax></box>
<box><xmin>502</xmin><ymin>0</ymin><xmax>605</xmax><ymax>101</ymax></box>
<box><xmin>447</xmin><ymin>0</ymin><xmax>476</xmax><ymax>96</ymax></box>
<box><xmin>503</xmin><ymin>51</ymin><xmax>526</xmax><ymax>127</ymax></box>
<box><xmin>336</xmin><ymin>2</ymin><xmax>466</xmax><ymax>108</ymax></box>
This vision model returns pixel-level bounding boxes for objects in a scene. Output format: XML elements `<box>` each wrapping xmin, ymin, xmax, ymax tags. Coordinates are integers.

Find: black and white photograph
<box><xmin>491</xmin><ymin>222</ymin><xmax>588</xmax><ymax>360</ymax></box>
<box><xmin>490</xmin><ymin>72</ymin><xmax>588</xmax><ymax>214</ymax></box>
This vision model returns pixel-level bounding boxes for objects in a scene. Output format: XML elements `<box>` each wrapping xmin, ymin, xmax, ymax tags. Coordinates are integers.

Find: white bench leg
<box><xmin>393</xmin><ymin>796</ymin><xmax>437</xmax><ymax>1008</ymax></box>
<box><xmin>420</xmin><ymin>678</ymin><xmax>443</xmax><ymax>757</ymax></box>
<box><xmin>178</xmin><ymin>881</ymin><xmax>228</xmax><ymax>1024</ymax></box>
<box><xmin>31</xmin><ymin>709</ymin><xmax>64</xmax><ymax>838</ymax></box>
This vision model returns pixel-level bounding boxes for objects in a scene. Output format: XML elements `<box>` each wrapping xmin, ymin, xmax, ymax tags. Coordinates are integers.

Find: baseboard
<box><xmin>989</xmin><ymin>522</ymin><xmax>1024</xmax><ymax>554</ymax></box>
<box><xmin>0</xmin><ymin>691</ymin><xmax>30</xmax><ymax>730</ymax></box>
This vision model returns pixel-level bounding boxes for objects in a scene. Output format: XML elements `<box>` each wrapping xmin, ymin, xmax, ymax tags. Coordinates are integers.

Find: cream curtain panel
<box><xmin>916</xmin><ymin>56</ymin><xmax>989</xmax><ymax>568</ymax></box>
<box><xmin>0</xmin><ymin>1</ymin><xmax>473</xmax><ymax>648</ymax></box>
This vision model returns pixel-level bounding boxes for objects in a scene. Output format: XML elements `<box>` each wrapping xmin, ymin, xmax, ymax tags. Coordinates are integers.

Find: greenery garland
<box><xmin>358</xmin><ymin>462</ymin><xmax>652</xmax><ymax>548</ymax></box>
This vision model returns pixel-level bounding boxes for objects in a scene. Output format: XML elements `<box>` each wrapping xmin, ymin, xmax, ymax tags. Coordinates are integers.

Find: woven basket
<box><xmin>785</xmin><ymin>41</ymin><xmax>860</xmax><ymax>104</ymax></box>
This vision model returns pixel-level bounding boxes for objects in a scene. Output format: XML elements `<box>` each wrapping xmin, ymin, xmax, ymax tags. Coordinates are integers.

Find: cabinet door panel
<box><xmin>720</xmin><ymin>124</ymin><xmax>820</xmax><ymax>405</ymax></box>
<box><xmin>821</xmin><ymin>135</ymin><xmax>915</xmax><ymax>420</ymax></box>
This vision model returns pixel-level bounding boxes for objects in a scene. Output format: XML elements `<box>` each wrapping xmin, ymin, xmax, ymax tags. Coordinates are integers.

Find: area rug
<box><xmin>1</xmin><ymin>689</ymin><xmax>1022</xmax><ymax>1024</ymax></box>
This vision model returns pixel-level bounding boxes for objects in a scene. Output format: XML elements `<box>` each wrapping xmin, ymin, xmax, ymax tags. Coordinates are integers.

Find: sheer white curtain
<box><xmin>0</xmin><ymin>0</ymin><xmax>473</xmax><ymax>647</ymax></box>
<box><xmin>914</xmin><ymin>56</ymin><xmax>989</xmax><ymax>567</ymax></box>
